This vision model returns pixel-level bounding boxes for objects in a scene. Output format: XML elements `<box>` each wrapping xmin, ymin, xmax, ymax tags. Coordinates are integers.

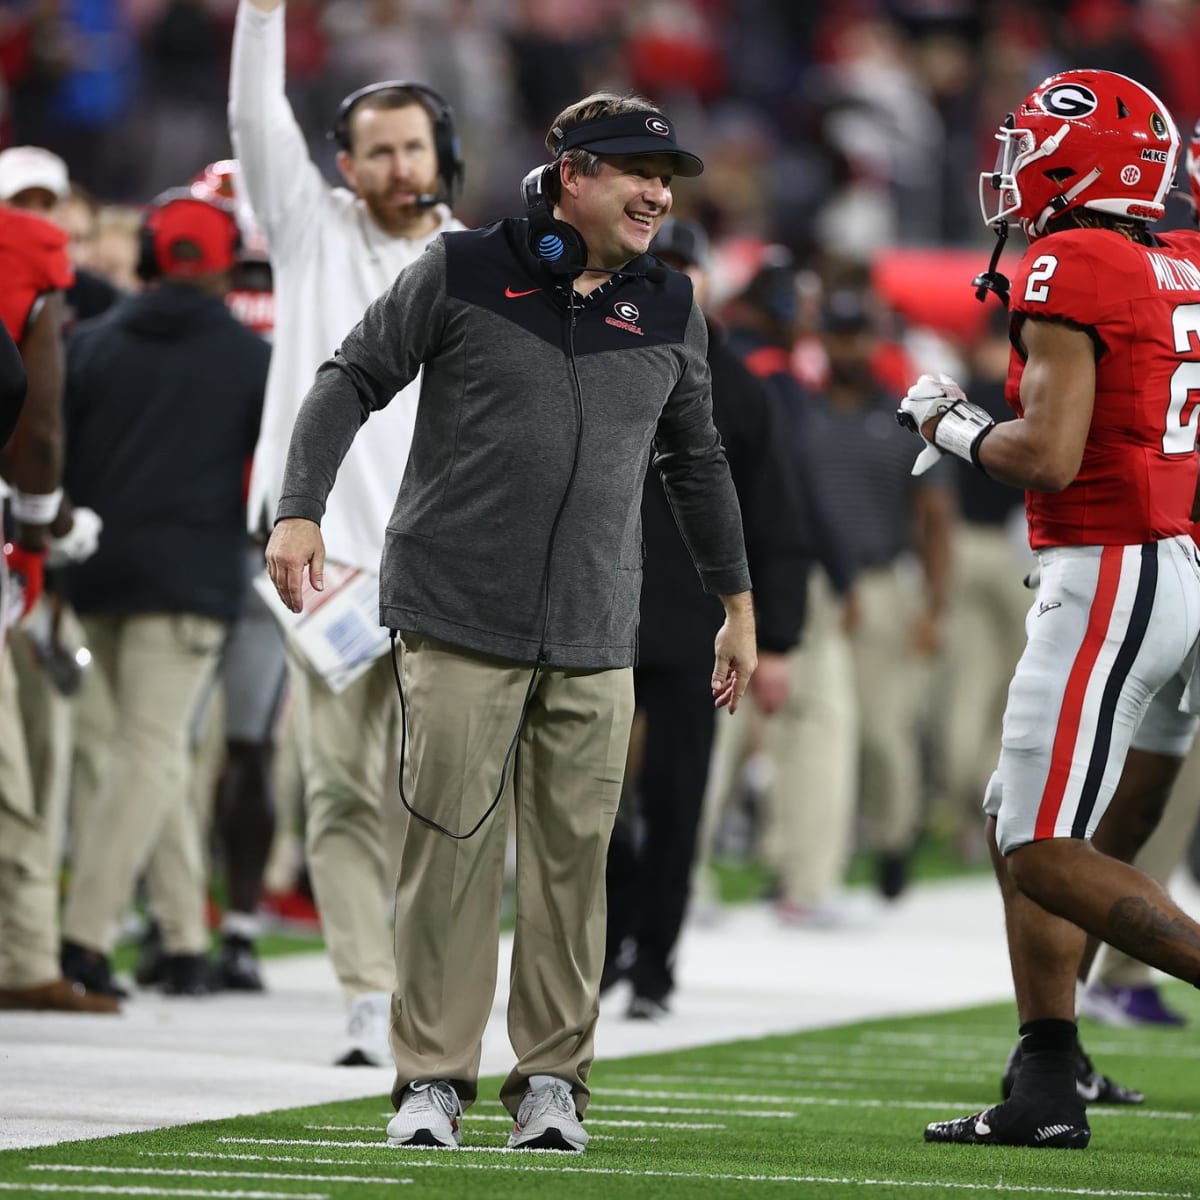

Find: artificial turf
<box><xmin>4</xmin><ymin>987</ymin><xmax>1200</xmax><ymax>1199</ymax></box>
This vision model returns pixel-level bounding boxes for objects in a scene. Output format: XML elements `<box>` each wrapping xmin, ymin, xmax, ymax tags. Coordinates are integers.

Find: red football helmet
<box><xmin>1185</xmin><ymin>120</ymin><xmax>1200</xmax><ymax>215</ymax></box>
<box><xmin>980</xmin><ymin>69</ymin><xmax>1180</xmax><ymax>239</ymax></box>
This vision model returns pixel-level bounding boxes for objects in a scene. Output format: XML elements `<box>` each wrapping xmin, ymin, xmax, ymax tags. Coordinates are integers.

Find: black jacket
<box><xmin>64</xmin><ymin>284</ymin><xmax>268</xmax><ymax>620</ymax></box>
<box><xmin>725</xmin><ymin>326</ymin><xmax>856</xmax><ymax>595</ymax></box>
<box><xmin>638</xmin><ymin>320</ymin><xmax>809</xmax><ymax>666</ymax></box>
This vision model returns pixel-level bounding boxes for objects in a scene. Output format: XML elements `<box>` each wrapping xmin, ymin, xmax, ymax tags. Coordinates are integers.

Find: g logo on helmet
<box><xmin>1040</xmin><ymin>83</ymin><xmax>1099</xmax><ymax>119</ymax></box>
<box><xmin>645</xmin><ymin>117</ymin><xmax>671</xmax><ymax>137</ymax></box>
<box><xmin>614</xmin><ymin>301</ymin><xmax>640</xmax><ymax>322</ymax></box>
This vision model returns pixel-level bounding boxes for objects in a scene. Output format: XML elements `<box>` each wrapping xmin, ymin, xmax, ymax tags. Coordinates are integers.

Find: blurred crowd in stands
<box><xmin>5</xmin><ymin>0</ymin><xmax>1200</xmax><ymax>254</ymax></box>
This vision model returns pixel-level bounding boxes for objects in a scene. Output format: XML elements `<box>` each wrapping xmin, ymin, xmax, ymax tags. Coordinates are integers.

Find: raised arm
<box><xmin>229</xmin><ymin>0</ymin><xmax>329</xmax><ymax>244</ymax></box>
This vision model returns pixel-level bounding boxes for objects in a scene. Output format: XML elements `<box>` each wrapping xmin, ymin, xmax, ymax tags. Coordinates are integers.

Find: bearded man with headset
<box><xmin>267</xmin><ymin>92</ymin><xmax>756</xmax><ymax>1153</ymax></box>
<box><xmin>230</xmin><ymin>0</ymin><xmax>467</xmax><ymax>1065</ymax></box>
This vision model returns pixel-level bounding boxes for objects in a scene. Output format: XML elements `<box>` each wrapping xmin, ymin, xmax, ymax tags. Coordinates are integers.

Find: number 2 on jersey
<box><xmin>1165</xmin><ymin>303</ymin><xmax>1200</xmax><ymax>455</ymax></box>
<box><xmin>1024</xmin><ymin>255</ymin><xmax>1058</xmax><ymax>303</ymax></box>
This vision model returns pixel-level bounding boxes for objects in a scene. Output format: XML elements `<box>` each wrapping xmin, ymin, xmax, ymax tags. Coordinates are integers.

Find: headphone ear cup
<box><xmin>526</xmin><ymin>204</ymin><xmax>588</xmax><ymax>279</ymax></box>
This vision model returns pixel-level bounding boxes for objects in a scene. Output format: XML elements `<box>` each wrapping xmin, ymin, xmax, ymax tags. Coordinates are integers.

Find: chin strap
<box><xmin>973</xmin><ymin>218</ymin><xmax>1010</xmax><ymax>308</ymax></box>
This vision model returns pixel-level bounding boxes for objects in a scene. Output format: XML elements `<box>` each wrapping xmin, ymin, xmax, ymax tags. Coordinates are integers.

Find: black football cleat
<box><xmin>215</xmin><ymin>934</ymin><xmax>265</xmax><ymax>992</ymax></box>
<box><xmin>925</xmin><ymin>1099</ymin><xmax>1090</xmax><ymax>1149</ymax></box>
<box><xmin>1002</xmin><ymin>1040</ymin><xmax>1144</xmax><ymax>1106</ymax></box>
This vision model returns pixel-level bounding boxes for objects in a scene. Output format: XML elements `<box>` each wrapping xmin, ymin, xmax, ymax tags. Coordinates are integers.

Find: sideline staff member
<box><xmin>268</xmin><ymin>92</ymin><xmax>756</xmax><ymax>1154</ymax></box>
<box><xmin>230</xmin><ymin>0</ymin><xmax>467</xmax><ymax>1065</ymax></box>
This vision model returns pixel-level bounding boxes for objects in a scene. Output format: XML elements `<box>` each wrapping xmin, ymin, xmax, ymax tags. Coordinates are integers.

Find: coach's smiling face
<box><xmin>557</xmin><ymin>155</ymin><xmax>675</xmax><ymax>271</ymax></box>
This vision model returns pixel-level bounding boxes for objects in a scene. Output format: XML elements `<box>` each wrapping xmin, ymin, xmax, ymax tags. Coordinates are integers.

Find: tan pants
<box><xmin>0</xmin><ymin>642</ymin><xmax>60</xmax><ymax>987</ymax></box>
<box><xmin>62</xmin><ymin>613</ymin><xmax>224</xmax><ymax>955</ymax></box>
<box><xmin>933</xmin><ymin>525</ymin><xmax>1030</xmax><ymax>832</ymax></box>
<box><xmin>290</xmin><ymin>650</ymin><xmax>401</xmax><ymax>998</ymax></box>
<box><xmin>700</xmin><ymin>572</ymin><xmax>858</xmax><ymax>905</ymax></box>
<box><xmin>390</xmin><ymin>635</ymin><xmax>633</xmax><ymax>1117</ymax></box>
<box><xmin>141</xmin><ymin>684</ymin><xmax>225</xmax><ymax>947</ymax></box>
<box><xmin>9</xmin><ymin>602</ymin><xmax>79</xmax><ymax>839</ymax></box>
<box><xmin>1091</xmin><ymin>736</ymin><xmax>1200</xmax><ymax>988</ymax></box>
<box><xmin>850</xmin><ymin>562</ymin><xmax>932</xmax><ymax>855</ymax></box>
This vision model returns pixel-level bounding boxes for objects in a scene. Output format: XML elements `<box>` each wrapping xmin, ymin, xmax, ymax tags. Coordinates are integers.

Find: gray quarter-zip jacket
<box><xmin>276</xmin><ymin>218</ymin><xmax>750</xmax><ymax>669</ymax></box>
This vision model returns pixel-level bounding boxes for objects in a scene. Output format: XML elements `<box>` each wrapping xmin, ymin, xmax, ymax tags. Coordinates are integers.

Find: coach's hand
<box><xmin>267</xmin><ymin>517</ymin><xmax>325</xmax><ymax>613</ymax></box>
<box><xmin>713</xmin><ymin>593</ymin><xmax>757</xmax><ymax>714</ymax></box>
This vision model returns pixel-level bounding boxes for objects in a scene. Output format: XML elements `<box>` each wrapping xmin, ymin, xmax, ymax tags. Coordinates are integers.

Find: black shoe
<box><xmin>925</xmin><ymin>1096</ymin><xmax>1090</xmax><ymax>1149</ymax></box>
<box><xmin>215</xmin><ymin>934</ymin><xmax>265</xmax><ymax>992</ymax></box>
<box><xmin>134</xmin><ymin>922</ymin><xmax>166</xmax><ymax>988</ymax></box>
<box><xmin>160</xmin><ymin>954</ymin><xmax>217</xmax><ymax>996</ymax></box>
<box><xmin>60</xmin><ymin>940</ymin><xmax>129</xmax><ymax>999</ymax></box>
<box><xmin>1002</xmin><ymin>1039</ymin><xmax>1144</xmax><ymax>1106</ymax></box>
<box><xmin>878</xmin><ymin>852</ymin><xmax>909</xmax><ymax>901</ymax></box>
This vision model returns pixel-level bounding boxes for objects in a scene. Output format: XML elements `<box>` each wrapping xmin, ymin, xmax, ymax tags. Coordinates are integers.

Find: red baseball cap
<box><xmin>146</xmin><ymin>196</ymin><xmax>238</xmax><ymax>277</ymax></box>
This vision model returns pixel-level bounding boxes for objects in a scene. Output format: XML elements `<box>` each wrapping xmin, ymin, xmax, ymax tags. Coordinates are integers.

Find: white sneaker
<box><xmin>386</xmin><ymin>1080</ymin><xmax>463</xmax><ymax>1148</ymax></box>
<box><xmin>507</xmin><ymin>1075</ymin><xmax>589</xmax><ymax>1152</ymax></box>
<box><xmin>334</xmin><ymin>990</ymin><xmax>392</xmax><ymax>1067</ymax></box>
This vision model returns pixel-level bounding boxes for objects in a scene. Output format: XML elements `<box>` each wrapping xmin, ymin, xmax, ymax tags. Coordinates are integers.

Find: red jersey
<box><xmin>0</xmin><ymin>207</ymin><xmax>73</xmax><ymax>345</ymax></box>
<box><xmin>1006</xmin><ymin>227</ymin><xmax>1200</xmax><ymax>549</ymax></box>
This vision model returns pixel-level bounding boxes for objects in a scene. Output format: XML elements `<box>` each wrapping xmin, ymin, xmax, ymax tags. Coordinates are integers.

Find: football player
<box><xmin>899</xmin><ymin>69</ymin><xmax>1200</xmax><ymax>1149</ymax></box>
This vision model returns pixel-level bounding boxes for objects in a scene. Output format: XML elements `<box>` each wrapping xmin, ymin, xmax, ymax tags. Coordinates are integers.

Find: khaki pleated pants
<box><xmin>62</xmin><ymin>613</ymin><xmax>224</xmax><ymax>955</ymax></box>
<box><xmin>389</xmin><ymin>634</ymin><xmax>633</xmax><ymax>1118</ymax></box>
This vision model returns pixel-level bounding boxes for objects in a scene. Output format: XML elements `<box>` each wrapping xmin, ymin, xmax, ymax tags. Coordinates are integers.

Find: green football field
<box><xmin>4</xmin><ymin>988</ymin><xmax>1200</xmax><ymax>1200</ymax></box>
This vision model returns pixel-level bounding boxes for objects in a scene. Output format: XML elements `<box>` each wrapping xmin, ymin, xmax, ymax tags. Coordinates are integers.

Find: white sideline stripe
<box><xmin>113</xmin><ymin>1152</ymin><xmax>1200</xmax><ymax>1196</ymax></box>
<box><xmin>0</xmin><ymin>1185</ymin><xmax>328</xmax><ymax>1200</ymax></box>
<box><xmin>858</xmin><ymin>1031</ymin><xmax>1200</xmax><ymax>1062</ymax></box>
<box><xmin>31</xmin><ymin>1166</ymin><xmax>411</xmax><ymax>1187</ymax></box>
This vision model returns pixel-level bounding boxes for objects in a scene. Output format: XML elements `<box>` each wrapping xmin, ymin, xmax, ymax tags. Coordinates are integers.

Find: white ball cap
<box><xmin>0</xmin><ymin>145</ymin><xmax>70</xmax><ymax>202</ymax></box>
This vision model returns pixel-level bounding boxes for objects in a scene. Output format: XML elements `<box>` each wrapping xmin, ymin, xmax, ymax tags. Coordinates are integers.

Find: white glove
<box><xmin>896</xmin><ymin>372</ymin><xmax>994</xmax><ymax>475</ymax></box>
<box><xmin>46</xmin><ymin>506</ymin><xmax>103</xmax><ymax>568</ymax></box>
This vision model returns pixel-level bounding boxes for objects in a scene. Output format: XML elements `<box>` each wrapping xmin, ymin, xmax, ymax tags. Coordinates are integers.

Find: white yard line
<box><xmin>29</xmin><ymin>1166</ymin><xmax>410</xmax><ymax>1186</ymax></box>
<box><xmin>0</xmin><ymin>1185</ymin><xmax>330</xmax><ymax>1199</ymax></box>
<box><xmin>97</xmin><ymin>1153</ymin><xmax>1200</xmax><ymax>1197</ymax></box>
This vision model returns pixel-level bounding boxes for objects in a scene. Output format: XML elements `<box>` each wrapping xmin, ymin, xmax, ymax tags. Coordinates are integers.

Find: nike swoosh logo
<box><xmin>1076</xmin><ymin>1079</ymin><xmax>1101</xmax><ymax>1102</ymax></box>
<box><xmin>504</xmin><ymin>286</ymin><xmax>540</xmax><ymax>298</ymax></box>
<box><xmin>974</xmin><ymin>1118</ymin><xmax>991</xmax><ymax>1137</ymax></box>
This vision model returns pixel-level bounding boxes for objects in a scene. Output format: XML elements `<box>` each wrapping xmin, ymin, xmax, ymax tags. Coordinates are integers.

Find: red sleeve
<box><xmin>1008</xmin><ymin>229</ymin><xmax>1108</xmax><ymax>330</ymax></box>
<box><xmin>0</xmin><ymin>210</ymin><xmax>73</xmax><ymax>343</ymax></box>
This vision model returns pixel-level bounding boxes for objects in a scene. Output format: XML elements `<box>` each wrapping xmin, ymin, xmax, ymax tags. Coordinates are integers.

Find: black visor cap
<box><xmin>552</xmin><ymin>113</ymin><xmax>704</xmax><ymax>177</ymax></box>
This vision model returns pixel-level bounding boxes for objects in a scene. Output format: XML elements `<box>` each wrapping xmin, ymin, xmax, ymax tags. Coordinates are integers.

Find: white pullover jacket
<box><xmin>229</xmin><ymin>0</ymin><xmax>464</xmax><ymax>571</ymax></box>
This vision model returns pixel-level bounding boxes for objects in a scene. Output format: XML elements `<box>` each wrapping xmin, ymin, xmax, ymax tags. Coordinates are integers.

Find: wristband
<box><xmin>9</xmin><ymin>487</ymin><xmax>63</xmax><ymax>525</ymax></box>
<box><xmin>932</xmin><ymin>401</ymin><xmax>995</xmax><ymax>471</ymax></box>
